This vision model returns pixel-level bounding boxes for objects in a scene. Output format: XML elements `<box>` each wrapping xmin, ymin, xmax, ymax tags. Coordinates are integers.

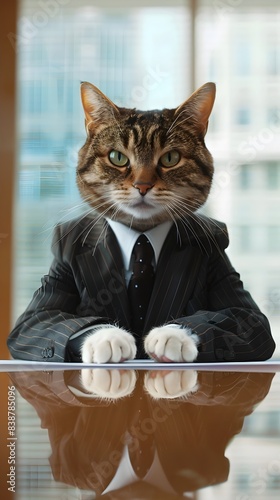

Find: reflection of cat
<box><xmin>10</xmin><ymin>370</ymin><xmax>274</xmax><ymax>497</ymax></box>
<box><xmin>7</xmin><ymin>83</ymin><xmax>275</xmax><ymax>364</ymax></box>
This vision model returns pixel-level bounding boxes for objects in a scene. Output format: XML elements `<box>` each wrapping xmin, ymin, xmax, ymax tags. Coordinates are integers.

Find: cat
<box><xmin>77</xmin><ymin>81</ymin><xmax>215</xmax><ymax>364</ymax></box>
<box><xmin>7</xmin><ymin>80</ymin><xmax>275</xmax><ymax>364</ymax></box>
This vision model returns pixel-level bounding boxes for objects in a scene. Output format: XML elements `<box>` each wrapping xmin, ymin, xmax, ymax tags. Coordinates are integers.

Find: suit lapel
<box><xmin>76</xmin><ymin>224</ymin><xmax>131</xmax><ymax>330</ymax></box>
<box><xmin>144</xmin><ymin>224</ymin><xmax>204</xmax><ymax>332</ymax></box>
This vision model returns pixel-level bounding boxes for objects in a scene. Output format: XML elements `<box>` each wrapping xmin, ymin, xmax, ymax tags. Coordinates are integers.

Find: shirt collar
<box><xmin>106</xmin><ymin>219</ymin><xmax>173</xmax><ymax>270</ymax></box>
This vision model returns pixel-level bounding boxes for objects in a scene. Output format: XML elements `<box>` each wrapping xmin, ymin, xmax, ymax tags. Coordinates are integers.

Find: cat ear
<box><xmin>80</xmin><ymin>82</ymin><xmax>120</xmax><ymax>134</ymax></box>
<box><xmin>175</xmin><ymin>82</ymin><xmax>216</xmax><ymax>136</ymax></box>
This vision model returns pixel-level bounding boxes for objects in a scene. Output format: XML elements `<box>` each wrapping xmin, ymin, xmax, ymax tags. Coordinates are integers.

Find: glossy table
<box><xmin>1</xmin><ymin>360</ymin><xmax>280</xmax><ymax>499</ymax></box>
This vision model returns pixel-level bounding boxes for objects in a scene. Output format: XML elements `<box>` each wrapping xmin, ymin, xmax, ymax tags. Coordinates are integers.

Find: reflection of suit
<box><xmin>7</xmin><ymin>215</ymin><xmax>275</xmax><ymax>361</ymax></box>
<box><xmin>10</xmin><ymin>370</ymin><xmax>274</xmax><ymax>497</ymax></box>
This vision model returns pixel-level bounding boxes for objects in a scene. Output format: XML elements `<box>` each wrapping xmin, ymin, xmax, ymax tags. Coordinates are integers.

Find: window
<box><xmin>238</xmin><ymin>225</ymin><xmax>255</xmax><ymax>253</ymax></box>
<box><xmin>267</xmin><ymin>106</ymin><xmax>280</xmax><ymax>128</ymax></box>
<box><xmin>266</xmin><ymin>288</ymin><xmax>280</xmax><ymax>314</ymax></box>
<box><xmin>239</xmin><ymin>164</ymin><xmax>252</xmax><ymax>190</ymax></box>
<box><xmin>266</xmin><ymin>162</ymin><xmax>280</xmax><ymax>189</ymax></box>
<box><xmin>235</xmin><ymin>41</ymin><xmax>251</xmax><ymax>76</ymax></box>
<box><xmin>236</xmin><ymin>107</ymin><xmax>251</xmax><ymax>126</ymax></box>
<box><xmin>267</xmin><ymin>45</ymin><xmax>280</xmax><ymax>75</ymax></box>
<box><xmin>267</xmin><ymin>226</ymin><xmax>280</xmax><ymax>252</ymax></box>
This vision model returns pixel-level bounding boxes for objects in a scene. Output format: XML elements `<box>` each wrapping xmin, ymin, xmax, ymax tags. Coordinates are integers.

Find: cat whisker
<box><xmin>169</xmin><ymin>197</ymin><xmax>225</xmax><ymax>256</ymax></box>
<box><xmin>92</xmin><ymin>218</ymin><xmax>110</xmax><ymax>251</ymax></box>
<box><xmin>109</xmin><ymin>107</ymin><xmax>124</xmax><ymax>136</ymax></box>
<box><xmin>170</xmin><ymin>193</ymin><xmax>218</xmax><ymax>230</ymax></box>
<box><xmin>110</xmin><ymin>205</ymin><xmax>139</xmax><ymax>234</ymax></box>
<box><xmin>128</xmin><ymin>214</ymin><xmax>135</xmax><ymax>230</ymax></box>
<box><xmin>166</xmin><ymin>109</ymin><xmax>186</xmax><ymax>135</ymax></box>
<box><xmin>165</xmin><ymin>203</ymin><xmax>210</xmax><ymax>255</ymax></box>
<box><xmin>56</xmin><ymin>201</ymin><xmax>92</xmax><ymax>222</ymax></box>
<box><xmin>166</xmin><ymin>110</ymin><xmax>194</xmax><ymax>136</ymax></box>
<box><xmin>194</xmin><ymin>214</ymin><xmax>227</xmax><ymax>257</ymax></box>
<box><xmin>163</xmin><ymin>205</ymin><xmax>182</xmax><ymax>246</ymax></box>
<box><xmin>164</xmin><ymin>197</ymin><xmax>215</xmax><ymax>255</ymax></box>
<box><xmin>52</xmin><ymin>195</ymin><xmax>114</xmax><ymax>248</ymax></box>
<box><xmin>79</xmin><ymin>201</ymin><xmax>121</xmax><ymax>247</ymax></box>
<box><xmin>52</xmin><ymin>208</ymin><xmax>98</xmax><ymax>247</ymax></box>
<box><xmin>39</xmin><ymin>200</ymin><xmax>96</xmax><ymax>246</ymax></box>
<box><xmin>168</xmin><ymin>192</ymin><xmax>201</xmax><ymax>211</ymax></box>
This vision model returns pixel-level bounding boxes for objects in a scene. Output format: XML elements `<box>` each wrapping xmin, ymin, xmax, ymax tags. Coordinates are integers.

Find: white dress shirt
<box><xmin>107</xmin><ymin>218</ymin><xmax>173</xmax><ymax>284</ymax></box>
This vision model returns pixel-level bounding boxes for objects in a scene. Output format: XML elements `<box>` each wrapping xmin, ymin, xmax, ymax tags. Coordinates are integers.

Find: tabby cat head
<box><xmin>77</xmin><ymin>81</ymin><xmax>216</xmax><ymax>231</ymax></box>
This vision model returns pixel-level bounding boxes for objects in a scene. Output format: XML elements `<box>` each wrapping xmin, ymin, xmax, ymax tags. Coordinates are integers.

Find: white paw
<box><xmin>144</xmin><ymin>370</ymin><xmax>198</xmax><ymax>399</ymax></box>
<box><xmin>81</xmin><ymin>327</ymin><xmax>137</xmax><ymax>363</ymax></box>
<box><xmin>80</xmin><ymin>369</ymin><xmax>137</xmax><ymax>399</ymax></box>
<box><xmin>144</xmin><ymin>325</ymin><xmax>199</xmax><ymax>362</ymax></box>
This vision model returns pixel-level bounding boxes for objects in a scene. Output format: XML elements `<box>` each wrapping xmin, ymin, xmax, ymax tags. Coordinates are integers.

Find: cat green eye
<box><xmin>109</xmin><ymin>150</ymin><xmax>129</xmax><ymax>167</ymax></box>
<box><xmin>159</xmin><ymin>150</ymin><xmax>181</xmax><ymax>168</ymax></box>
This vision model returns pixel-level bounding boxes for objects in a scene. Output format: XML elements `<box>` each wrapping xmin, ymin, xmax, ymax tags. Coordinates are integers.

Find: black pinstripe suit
<box><xmin>7</xmin><ymin>214</ymin><xmax>275</xmax><ymax>362</ymax></box>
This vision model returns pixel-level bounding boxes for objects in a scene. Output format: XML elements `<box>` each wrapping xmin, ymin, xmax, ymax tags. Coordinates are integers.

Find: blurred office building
<box><xmin>14</xmin><ymin>0</ymin><xmax>280</xmax><ymax>349</ymax></box>
<box><xmin>11</xmin><ymin>1</ymin><xmax>280</xmax><ymax>499</ymax></box>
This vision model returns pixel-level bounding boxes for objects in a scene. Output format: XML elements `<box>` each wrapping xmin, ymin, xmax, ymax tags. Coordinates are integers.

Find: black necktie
<box><xmin>128</xmin><ymin>235</ymin><xmax>155</xmax><ymax>337</ymax></box>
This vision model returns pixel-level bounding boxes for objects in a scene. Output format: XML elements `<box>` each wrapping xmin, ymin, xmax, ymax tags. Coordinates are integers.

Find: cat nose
<box><xmin>133</xmin><ymin>182</ymin><xmax>154</xmax><ymax>196</ymax></box>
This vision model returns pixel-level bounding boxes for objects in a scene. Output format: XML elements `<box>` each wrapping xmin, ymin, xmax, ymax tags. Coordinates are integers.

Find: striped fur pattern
<box><xmin>77</xmin><ymin>82</ymin><xmax>216</xmax><ymax>231</ymax></box>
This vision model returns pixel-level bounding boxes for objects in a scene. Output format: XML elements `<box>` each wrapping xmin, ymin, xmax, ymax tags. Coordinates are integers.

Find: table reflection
<box><xmin>10</xmin><ymin>369</ymin><xmax>274</xmax><ymax>499</ymax></box>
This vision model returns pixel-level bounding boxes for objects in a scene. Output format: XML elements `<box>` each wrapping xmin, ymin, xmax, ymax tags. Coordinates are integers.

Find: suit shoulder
<box><xmin>51</xmin><ymin>215</ymin><xmax>104</xmax><ymax>252</ymax></box>
<box><xmin>198</xmin><ymin>214</ymin><xmax>229</xmax><ymax>250</ymax></box>
<box><xmin>180</xmin><ymin>214</ymin><xmax>229</xmax><ymax>252</ymax></box>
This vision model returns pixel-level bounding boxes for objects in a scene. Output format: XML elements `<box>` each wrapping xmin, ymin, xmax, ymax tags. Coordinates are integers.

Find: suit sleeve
<box><xmin>173</xmin><ymin>227</ymin><xmax>276</xmax><ymax>362</ymax></box>
<box><xmin>7</xmin><ymin>226</ymin><xmax>110</xmax><ymax>362</ymax></box>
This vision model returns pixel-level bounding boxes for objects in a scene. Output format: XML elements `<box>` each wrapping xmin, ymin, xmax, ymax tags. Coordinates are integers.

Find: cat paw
<box><xmin>144</xmin><ymin>370</ymin><xmax>198</xmax><ymax>399</ymax></box>
<box><xmin>80</xmin><ymin>369</ymin><xmax>137</xmax><ymax>399</ymax></box>
<box><xmin>144</xmin><ymin>325</ymin><xmax>199</xmax><ymax>362</ymax></box>
<box><xmin>81</xmin><ymin>326</ymin><xmax>137</xmax><ymax>363</ymax></box>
